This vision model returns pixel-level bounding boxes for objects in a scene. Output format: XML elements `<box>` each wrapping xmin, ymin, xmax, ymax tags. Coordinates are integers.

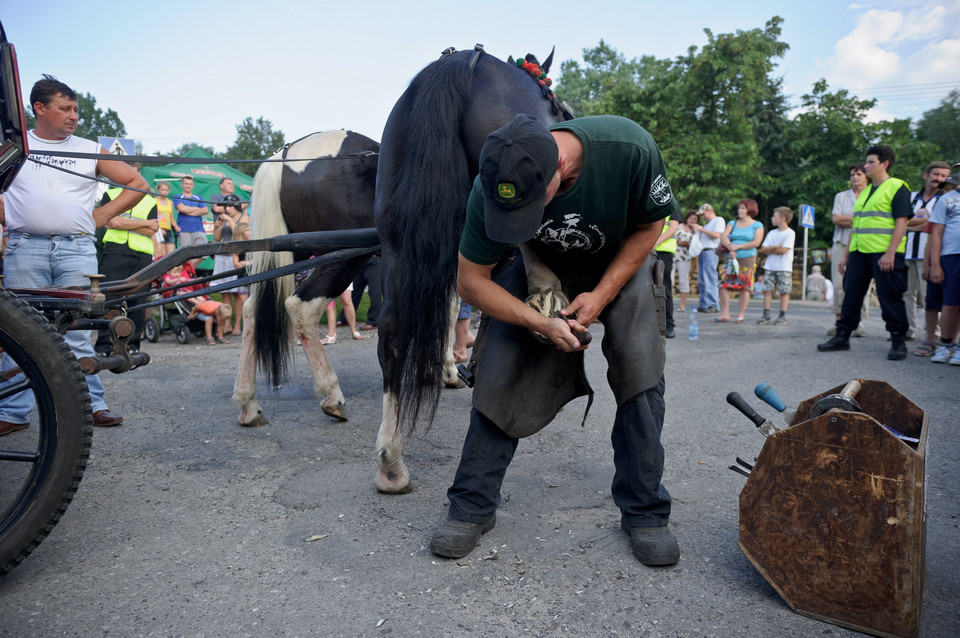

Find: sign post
<box><xmin>799</xmin><ymin>205</ymin><xmax>815</xmax><ymax>301</ymax></box>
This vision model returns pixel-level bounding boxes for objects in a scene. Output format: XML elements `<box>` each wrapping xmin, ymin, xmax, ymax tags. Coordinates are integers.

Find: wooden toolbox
<box><xmin>738</xmin><ymin>379</ymin><xmax>927</xmax><ymax>638</ymax></box>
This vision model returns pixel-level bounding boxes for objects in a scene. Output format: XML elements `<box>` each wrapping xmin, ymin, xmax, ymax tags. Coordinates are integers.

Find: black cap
<box><xmin>479</xmin><ymin>115</ymin><xmax>559</xmax><ymax>243</ymax></box>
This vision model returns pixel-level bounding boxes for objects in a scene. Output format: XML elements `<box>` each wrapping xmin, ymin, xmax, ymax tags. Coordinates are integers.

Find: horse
<box><xmin>373</xmin><ymin>45</ymin><xmax>572</xmax><ymax>494</ymax></box>
<box><xmin>233</xmin><ymin>130</ymin><xmax>384</xmax><ymax>427</ymax></box>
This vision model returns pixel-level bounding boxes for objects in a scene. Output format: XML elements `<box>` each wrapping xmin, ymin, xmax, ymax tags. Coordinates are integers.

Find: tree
<box><xmin>914</xmin><ymin>89</ymin><xmax>960</xmax><ymax>165</ymax></box>
<box><xmin>158</xmin><ymin>142</ymin><xmax>217</xmax><ymax>158</ymax></box>
<box><xmin>556</xmin><ymin>18</ymin><xmax>790</xmax><ymax>217</ymax></box>
<box><xmin>24</xmin><ymin>91</ymin><xmax>126</xmax><ymax>141</ymax></box>
<box><xmin>224</xmin><ymin>117</ymin><xmax>285</xmax><ymax>176</ymax></box>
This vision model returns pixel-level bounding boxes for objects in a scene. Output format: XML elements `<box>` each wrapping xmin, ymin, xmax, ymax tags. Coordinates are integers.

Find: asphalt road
<box><xmin>1</xmin><ymin>300</ymin><xmax>957</xmax><ymax>637</ymax></box>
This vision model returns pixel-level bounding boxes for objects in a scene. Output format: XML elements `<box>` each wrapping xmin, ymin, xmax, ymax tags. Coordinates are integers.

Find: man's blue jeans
<box><xmin>447</xmin><ymin>379</ymin><xmax>672</xmax><ymax>529</ymax></box>
<box><xmin>698</xmin><ymin>250</ymin><xmax>720</xmax><ymax>310</ymax></box>
<box><xmin>0</xmin><ymin>233</ymin><xmax>108</xmax><ymax>423</ymax></box>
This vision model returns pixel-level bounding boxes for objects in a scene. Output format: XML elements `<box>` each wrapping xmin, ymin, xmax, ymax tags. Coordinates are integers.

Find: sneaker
<box><xmin>853</xmin><ymin>324</ymin><xmax>867</xmax><ymax>338</ymax></box>
<box><xmin>888</xmin><ymin>340</ymin><xmax>907</xmax><ymax>360</ymax></box>
<box><xmin>665</xmin><ymin>327</ymin><xmax>676</xmax><ymax>339</ymax></box>
<box><xmin>773</xmin><ymin>316</ymin><xmax>788</xmax><ymax>326</ymax></box>
<box><xmin>950</xmin><ymin>349</ymin><xmax>960</xmax><ymax>366</ymax></box>
<box><xmin>756</xmin><ymin>315</ymin><xmax>771</xmax><ymax>325</ymax></box>
<box><xmin>621</xmin><ymin>519</ymin><xmax>680</xmax><ymax>566</ymax></box>
<box><xmin>429</xmin><ymin>515</ymin><xmax>496</xmax><ymax>558</ymax></box>
<box><xmin>826</xmin><ymin>326</ymin><xmax>836</xmax><ymax>336</ymax></box>
<box><xmin>931</xmin><ymin>344</ymin><xmax>954</xmax><ymax>364</ymax></box>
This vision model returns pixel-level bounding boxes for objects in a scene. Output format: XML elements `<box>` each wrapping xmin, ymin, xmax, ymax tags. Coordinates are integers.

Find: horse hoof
<box><xmin>239</xmin><ymin>412</ymin><xmax>269</xmax><ymax>427</ymax></box>
<box><xmin>322</xmin><ymin>402</ymin><xmax>349</xmax><ymax>421</ymax></box>
<box><xmin>444</xmin><ymin>376</ymin><xmax>467</xmax><ymax>389</ymax></box>
<box><xmin>375</xmin><ymin>471</ymin><xmax>413</xmax><ymax>494</ymax></box>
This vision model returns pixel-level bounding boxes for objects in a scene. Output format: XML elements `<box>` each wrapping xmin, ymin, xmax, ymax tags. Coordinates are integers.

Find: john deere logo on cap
<box><xmin>498</xmin><ymin>183</ymin><xmax>516</xmax><ymax>199</ymax></box>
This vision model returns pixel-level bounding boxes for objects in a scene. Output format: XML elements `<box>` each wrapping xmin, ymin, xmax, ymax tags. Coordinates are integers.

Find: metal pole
<box><xmin>802</xmin><ymin>227</ymin><xmax>808</xmax><ymax>301</ymax></box>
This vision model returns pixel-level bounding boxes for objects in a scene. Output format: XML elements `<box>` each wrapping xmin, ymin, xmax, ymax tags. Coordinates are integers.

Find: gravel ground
<box><xmin>1</xmin><ymin>300</ymin><xmax>957</xmax><ymax>637</ymax></box>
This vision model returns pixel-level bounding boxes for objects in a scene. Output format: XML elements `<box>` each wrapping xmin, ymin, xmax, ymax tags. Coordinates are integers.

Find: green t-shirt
<box><xmin>459</xmin><ymin>115</ymin><xmax>677</xmax><ymax>266</ymax></box>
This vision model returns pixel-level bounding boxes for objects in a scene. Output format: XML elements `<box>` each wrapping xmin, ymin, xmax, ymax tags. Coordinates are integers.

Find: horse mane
<box><xmin>378</xmin><ymin>52</ymin><xmax>478</xmax><ymax>433</ymax></box>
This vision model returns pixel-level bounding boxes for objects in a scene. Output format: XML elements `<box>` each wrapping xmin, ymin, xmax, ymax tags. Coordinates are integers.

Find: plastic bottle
<box><xmin>688</xmin><ymin>306</ymin><xmax>699</xmax><ymax>341</ymax></box>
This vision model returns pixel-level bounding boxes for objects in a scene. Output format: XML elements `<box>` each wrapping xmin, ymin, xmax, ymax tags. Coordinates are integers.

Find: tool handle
<box><xmin>726</xmin><ymin>392</ymin><xmax>766</xmax><ymax>429</ymax></box>
<box><xmin>839</xmin><ymin>379</ymin><xmax>861</xmax><ymax>399</ymax></box>
<box><xmin>754</xmin><ymin>382</ymin><xmax>786</xmax><ymax>412</ymax></box>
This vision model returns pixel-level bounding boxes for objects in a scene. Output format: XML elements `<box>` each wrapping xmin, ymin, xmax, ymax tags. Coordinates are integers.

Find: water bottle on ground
<box><xmin>688</xmin><ymin>306</ymin><xmax>699</xmax><ymax>341</ymax></box>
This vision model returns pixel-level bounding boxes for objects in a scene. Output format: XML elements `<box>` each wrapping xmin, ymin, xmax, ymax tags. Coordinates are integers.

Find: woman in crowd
<box><xmin>212</xmin><ymin>195</ymin><xmax>249</xmax><ymax>336</ymax></box>
<box><xmin>715</xmin><ymin>198</ymin><xmax>764</xmax><ymax>323</ymax></box>
<box><xmin>673</xmin><ymin>211</ymin><xmax>699</xmax><ymax>311</ymax></box>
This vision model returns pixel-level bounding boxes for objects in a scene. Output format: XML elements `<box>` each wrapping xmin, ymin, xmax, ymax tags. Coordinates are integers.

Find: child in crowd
<box><xmin>928</xmin><ymin>181</ymin><xmax>960</xmax><ymax>365</ymax></box>
<box><xmin>757</xmin><ymin>206</ymin><xmax>796</xmax><ymax>326</ymax></box>
<box><xmin>162</xmin><ymin>265</ymin><xmax>232</xmax><ymax>346</ymax></box>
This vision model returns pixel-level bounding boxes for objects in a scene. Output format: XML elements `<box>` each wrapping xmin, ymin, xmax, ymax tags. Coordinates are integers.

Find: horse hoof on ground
<box><xmin>238</xmin><ymin>412</ymin><xmax>269</xmax><ymax>427</ymax></box>
<box><xmin>322</xmin><ymin>402</ymin><xmax>349</xmax><ymax>421</ymax></box>
<box><xmin>375</xmin><ymin>461</ymin><xmax>412</xmax><ymax>494</ymax></box>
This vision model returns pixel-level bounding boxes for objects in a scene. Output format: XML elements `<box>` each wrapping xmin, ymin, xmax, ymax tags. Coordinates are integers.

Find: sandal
<box><xmin>736</xmin><ymin>317</ymin><xmax>744</xmax><ymax>324</ymax></box>
<box><xmin>206</xmin><ymin>338</ymin><xmax>217</xmax><ymax>346</ymax></box>
<box><xmin>218</xmin><ymin>337</ymin><xmax>230</xmax><ymax>344</ymax></box>
<box><xmin>320</xmin><ymin>335</ymin><xmax>336</xmax><ymax>345</ymax></box>
<box><xmin>713</xmin><ymin>317</ymin><xmax>730</xmax><ymax>323</ymax></box>
<box><xmin>914</xmin><ymin>341</ymin><xmax>936</xmax><ymax>357</ymax></box>
<box><xmin>352</xmin><ymin>331</ymin><xmax>363</xmax><ymax>340</ymax></box>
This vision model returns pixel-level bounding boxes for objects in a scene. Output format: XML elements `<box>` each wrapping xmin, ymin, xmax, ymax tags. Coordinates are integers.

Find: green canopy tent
<box><xmin>140</xmin><ymin>147</ymin><xmax>255</xmax><ymax>271</ymax></box>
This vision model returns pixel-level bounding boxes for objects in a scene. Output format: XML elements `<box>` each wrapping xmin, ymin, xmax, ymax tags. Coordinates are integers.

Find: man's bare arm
<box><xmin>93</xmin><ymin>149</ymin><xmax>148</xmax><ymax>227</ymax></box>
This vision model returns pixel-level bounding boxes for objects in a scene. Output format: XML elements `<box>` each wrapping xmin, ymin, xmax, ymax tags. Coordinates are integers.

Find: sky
<box><xmin>2</xmin><ymin>0</ymin><xmax>957</xmax><ymax>155</ymax></box>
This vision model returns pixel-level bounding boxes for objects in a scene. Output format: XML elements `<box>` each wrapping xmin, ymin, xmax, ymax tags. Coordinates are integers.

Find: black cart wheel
<box><xmin>175</xmin><ymin>324</ymin><xmax>190</xmax><ymax>345</ymax></box>
<box><xmin>0</xmin><ymin>288</ymin><xmax>92</xmax><ymax>576</ymax></box>
<box><xmin>144</xmin><ymin>317</ymin><xmax>160</xmax><ymax>343</ymax></box>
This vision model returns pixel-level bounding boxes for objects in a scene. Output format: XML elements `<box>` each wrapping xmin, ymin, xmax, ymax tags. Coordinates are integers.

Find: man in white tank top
<box><xmin>0</xmin><ymin>75</ymin><xmax>148</xmax><ymax>434</ymax></box>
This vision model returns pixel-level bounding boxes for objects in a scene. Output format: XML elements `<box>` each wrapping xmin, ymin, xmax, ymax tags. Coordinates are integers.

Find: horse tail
<box><xmin>249</xmin><ymin>151</ymin><xmax>294</xmax><ymax>386</ymax></box>
<box><xmin>379</xmin><ymin>53</ymin><xmax>476</xmax><ymax>433</ymax></box>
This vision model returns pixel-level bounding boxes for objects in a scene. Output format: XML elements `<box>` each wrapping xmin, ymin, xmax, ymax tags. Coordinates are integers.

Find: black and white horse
<box><xmin>373</xmin><ymin>46</ymin><xmax>571</xmax><ymax>493</ymax></box>
<box><xmin>233</xmin><ymin>130</ymin><xmax>386</xmax><ymax>426</ymax></box>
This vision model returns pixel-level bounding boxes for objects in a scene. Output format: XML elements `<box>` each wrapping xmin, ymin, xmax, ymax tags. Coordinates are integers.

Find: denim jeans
<box><xmin>447</xmin><ymin>379</ymin><xmax>672</xmax><ymax>528</ymax></box>
<box><xmin>0</xmin><ymin>233</ymin><xmax>108</xmax><ymax>422</ymax></box>
<box><xmin>698</xmin><ymin>250</ymin><xmax>720</xmax><ymax>310</ymax></box>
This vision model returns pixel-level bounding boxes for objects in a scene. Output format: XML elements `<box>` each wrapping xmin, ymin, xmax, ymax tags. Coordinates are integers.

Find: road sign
<box><xmin>800</xmin><ymin>204</ymin><xmax>815</xmax><ymax>229</ymax></box>
<box><xmin>98</xmin><ymin>137</ymin><xmax>134</xmax><ymax>155</ymax></box>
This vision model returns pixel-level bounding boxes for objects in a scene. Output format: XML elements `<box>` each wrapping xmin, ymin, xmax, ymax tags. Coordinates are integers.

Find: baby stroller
<box><xmin>143</xmin><ymin>263</ymin><xmax>209</xmax><ymax>345</ymax></box>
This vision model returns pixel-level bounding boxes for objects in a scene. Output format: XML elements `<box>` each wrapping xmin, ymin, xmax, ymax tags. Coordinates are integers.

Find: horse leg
<box><xmin>443</xmin><ymin>294</ymin><xmax>466</xmax><ymax>389</ymax></box>
<box><xmin>375</xmin><ymin>390</ymin><xmax>411</xmax><ymax>494</ymax></box>
<box><xmin>286</xmin><ymin>294</ymin><xmax>348</xmax><ymax>421</ymax></box>
<box><xmin>233</xmin><ymin>300</ymin><xmax>268</xmax><ymax>427</ymax></box>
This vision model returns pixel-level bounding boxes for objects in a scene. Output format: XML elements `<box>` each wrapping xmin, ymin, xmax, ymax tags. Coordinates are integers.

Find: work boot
<box><xmin>888</xmin><ymin>333</ymin><xmax>907</xmax><ymax>360</ymax></box>
<box><xmin>818</xmin><ymin>330</ymin><xmax>850</xmax><ymax>352</ymax></box>
<box><xmin>620</xmin><ymin>519</ymin><xmax>679</xmax><ymax>566</ymax></box>
<box><xmin>756</xmin><ymin>313</ymin><xmax>771</xmax><ymax>325</ymax></box>
<box><xmin>429</xmin><ymin>514</ymin><xmax>496</xmax><ymax>558</ymax></box>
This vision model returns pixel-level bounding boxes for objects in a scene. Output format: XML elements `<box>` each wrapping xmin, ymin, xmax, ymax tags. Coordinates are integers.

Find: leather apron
<box><xmin>470</xmin><ymin>248</ymin><xmax>666</xmax><ymax>438</ymax></box>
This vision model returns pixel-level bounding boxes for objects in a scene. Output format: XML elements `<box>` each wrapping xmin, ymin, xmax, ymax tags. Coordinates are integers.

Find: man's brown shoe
<box><xmin>621</xmin><ymin>520</ymin><xmax>680</xmax><ymax>566</ymax></box>
<box><xmin>0</xmin><ymin>420</ymin><xmax>29</xmax><ymax>437</ymax></box>
<box><xmin>429</xmin><ymin>515</ymin><xmax>496</xmax><ymax>558</ymax></box>
<box><xmin>92</xmin><ymin>410</ymin><xmax>123</xmax><ymax>427</ymax></box>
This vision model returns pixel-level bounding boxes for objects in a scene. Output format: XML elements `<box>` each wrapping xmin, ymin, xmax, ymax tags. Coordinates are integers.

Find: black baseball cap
<box><xmin>479</xmin><ymin>115</ymin><xmax>559</xmax><ymax>243</ymax></box>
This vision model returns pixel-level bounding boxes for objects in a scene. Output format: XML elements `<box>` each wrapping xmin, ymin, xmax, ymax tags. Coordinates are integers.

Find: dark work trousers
<box><xmin>337</xmin><ymin>254</ymin><xmax>382</xmax><ymax>326</ymax></box>
<box><xmin>837</xmin><ymin>251</ymin><xmax>908</xmax><ymax>335</ymax></box>
<box><xmin>657</xmin><ymin>251</ymin><xmax>675</xmax><ymax>331</ymax></box>
<box><xmin>95</xmin><ymin>249</ymin><xmax>152</xmax><ymax>354</ymax></box>
<box><xmin>447</xmin><ymin>377</ymin><xmax>672</xmax><ymax>529</ymax></box>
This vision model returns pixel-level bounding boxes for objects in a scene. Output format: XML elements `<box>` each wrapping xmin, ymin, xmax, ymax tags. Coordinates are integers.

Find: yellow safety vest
<box><xmin>102</xmin><ymin>188</ymin><xmax>156</xmax><ymax>255</ymax></box>
<box><xmin>657</xmin><ymin>219</ymin><xmax>677</xmax><ymax>254</ymax></box>
<box><xmin>849</xmin><ymin>178</ymin><xmax>908</xmax><ymax>254</ymax></box>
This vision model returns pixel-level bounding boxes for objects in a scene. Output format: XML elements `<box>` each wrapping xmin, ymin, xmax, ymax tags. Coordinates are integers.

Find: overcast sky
<box><xmin>3</xmin><ymin>0</ymin><xmax>957</xmax><ymax>154</ymax></box>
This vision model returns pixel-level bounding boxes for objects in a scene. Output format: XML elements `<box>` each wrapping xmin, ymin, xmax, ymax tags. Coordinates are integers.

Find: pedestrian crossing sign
<box><xmin>800</xmin><ymin>204</ymin><xmax>815</xmax><ymax>229</ymax></box>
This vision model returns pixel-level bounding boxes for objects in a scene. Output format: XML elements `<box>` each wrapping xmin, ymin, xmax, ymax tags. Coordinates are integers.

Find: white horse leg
<box><xmin>233</xmin><ymin>298</ymin><xmax>268</xmax><ymax>426</ymax></box>
<box><xmin>374</xmin><ymin>391</ymin><xmax>411</xmax><ymax>493</ymax></box>
<box><xmin>443</xmin><ymin>294</ymin><xmax>466</xmax><ymax>388</ymax></box>
<box><xmin>286</xmin><ymin>295</ymin><xmax>348</xmax><ymax>421</ymax></box>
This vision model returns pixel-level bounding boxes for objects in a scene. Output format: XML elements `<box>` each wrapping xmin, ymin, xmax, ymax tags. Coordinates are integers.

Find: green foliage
<box><xmin>914</xmin><ymin>89</ymin><xmax>960</xmax><ymax>165</ymax></box>
<box><xmin>557</xmin><ymin>18</ymin><xmax>789</xmax><ymax>219</ymax></box>
<box><xmin>159</xmin><ymin>142</ymin><xmax>218</xmax><ymax>158</ymax></box>
<box><xmin>224</xmin><ymin>116</ymin><xmax>285</xmax><ymax>176</ymax></box>
<box><xmin>554</xmin><ymin>18</ymin><xmax>959</xmax><ymax>246</ymax></box>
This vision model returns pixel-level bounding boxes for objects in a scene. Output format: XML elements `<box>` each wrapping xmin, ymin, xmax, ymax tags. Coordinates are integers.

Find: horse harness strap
<box><xmin>441</xmin><ymin>43</ymin><xmax>485</xmax><ymax>71</ymax></box>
